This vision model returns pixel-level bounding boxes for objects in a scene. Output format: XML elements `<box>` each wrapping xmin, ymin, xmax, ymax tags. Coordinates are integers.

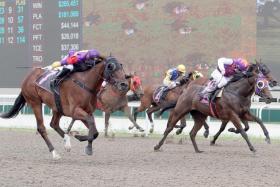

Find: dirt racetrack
<box><xmin>0</xmin><ymin>129</ymin><xmax>280</xmax><ymax>187</ymax></box>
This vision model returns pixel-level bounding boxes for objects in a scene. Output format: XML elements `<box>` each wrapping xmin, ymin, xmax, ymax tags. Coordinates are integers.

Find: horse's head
<box><xmin>256</xmin><ymin>59</ymin><xmax>278</xmax><ymax>87</ymax></box>
<box><xmin>103</xmin><ymin>56</ymin><xmax>129</xmax><ymax>93</ymax></box>
<box><xmin>255</xmin><ymin>75</ymin><xmax>273</xmax><ymax>104</ymax></box>
<box><xmin>128</xmin><ymin>75</ymin><xmax>144</xmax><ymax>97</ymax></box>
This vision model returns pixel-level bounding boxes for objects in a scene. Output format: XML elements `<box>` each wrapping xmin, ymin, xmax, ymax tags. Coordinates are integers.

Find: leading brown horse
<box><xmin>173</xmin><ymin>61</ymin><xmax>277</xmax><ymax>143</ymax></box>
<box><xmin>155</xmin><ymin>63</ymin><xmax>273</xmax><ymax>153</ymax></box>
<box><xmin>0</xmin><ymin>56</ymin><xmax>128</xmax><ymax>159</ymax></box>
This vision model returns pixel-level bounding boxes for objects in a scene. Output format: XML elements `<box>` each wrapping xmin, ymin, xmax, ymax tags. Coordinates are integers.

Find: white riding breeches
<box><xmin>163</xmin><ymin>80</ymin><xmax>176</xmax><ymax>89</ymax></box>
<box><xmin>211</xmin><ymin>69</ymin><xmax>232</xmax><ymax>88</ymax></box>
<box><xmin>64</xmin><ymin>64</ymin><xmax>74</xmax><ymax>71</ymax></box>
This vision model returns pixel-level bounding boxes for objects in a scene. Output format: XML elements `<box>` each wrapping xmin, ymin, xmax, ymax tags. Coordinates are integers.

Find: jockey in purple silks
<box><xmin>199</xmin><ymin>57</ymin><xmax>249</xmax><ymax>100</ymax></box>
<box><xmin>45</xmin><ymin>49</ymin><xmax>101</xmax><ymax>87</ymax></box>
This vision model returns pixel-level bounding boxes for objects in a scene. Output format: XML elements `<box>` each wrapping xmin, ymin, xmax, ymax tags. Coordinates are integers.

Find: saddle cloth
<box><xmin>153</xmin><ymin>86</ymin><xmax>168</xmax><ymax>104</ymax></box>
<box><xmin>35</xmin><ymin>70</ymin><xmax>59</xmax><ymax>94</ymax></box>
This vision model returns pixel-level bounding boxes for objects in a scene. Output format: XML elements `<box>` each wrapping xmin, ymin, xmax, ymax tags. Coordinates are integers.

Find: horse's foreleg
<box><xmin>50</xmin><ymin>112</ymin><xmax>72</xmax><ymax>152</ymax></box>
<box><xmin>231</xmin><ymin>113</ymin><xmax>256</xmax><ymax>152</ymax></box>
<box><xmin>210</xmin><ymin>120</ymin><xmax>228</xmax><ymax>145</ymax></box>
<box><xmin>32</xmin><ymin>103</ymin><xmax>60</xmax><ymax>159</ymax></box>
<box><xmin>123</xmin><ymin>106</ymin><xmax>144</xmax><ymax>132</ymax></box>
<box><xmin>72</xmin><ymin>107</ymin><xmax>98</xmax><ymax>156</ymax></box>
<box><xmin>243</xmin><ymin>112</ymin><xmax>270</xmax><ymax>144</ymax></box>
<box><xmin>146</xmin><ymin>105</ymin><xmax>161</xmax><ymax>133</ymax></box>
<box><xmin>104</xmin><ymin>112</ymin><xmax>111</xmax><ymax>137</ymax></box>
<box><xmin>66</xmin><ymin>119</ymin><xmax>75</xmax><ymax>134</ymax></box>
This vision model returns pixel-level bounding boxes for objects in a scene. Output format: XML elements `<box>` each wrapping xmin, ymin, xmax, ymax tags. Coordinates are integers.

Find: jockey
<box><xmin>46</xmin><ymin>49</ymin><xmax>101</xmax><ymax>88</ymax></box>
<box><xmin>163</xmin><ymin>64</ymin><xmax>186</xmax><ymax>89</ymax></box>
<box><xmin>199</xmin><ymin>57</ymin><xmax>249</xmax><ymax>100</ymax></box>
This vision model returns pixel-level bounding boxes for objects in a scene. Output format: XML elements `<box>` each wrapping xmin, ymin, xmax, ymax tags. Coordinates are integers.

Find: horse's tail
<box><xmin>158</xmin><ymin>101</ymin><xmax>177</xmax><ymax>116</ymax></box>
<box><xmin>0</xmin><ymin>92</ymin><xmax>26</xmax><ymax>119</ymax></box>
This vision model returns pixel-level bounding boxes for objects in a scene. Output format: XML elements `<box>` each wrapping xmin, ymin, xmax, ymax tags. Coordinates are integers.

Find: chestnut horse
<box><xmin>0</xmin><ymin>56</ymin><xmax>128</xmax><ymax>159</ymax></box>
<box><xmin>155</xmin><ymin>63</ymin><xmax>273</xmax><ymax>153</ymax></box>
<box><xmin>133</xmin><ymin>72</ymin><xmax>209</xmax><ymax>136</ymax></box>
<box><xmin>66</xmin><ymin>75</ymin><xmax>145</xmax><ymax>137</ymax></box>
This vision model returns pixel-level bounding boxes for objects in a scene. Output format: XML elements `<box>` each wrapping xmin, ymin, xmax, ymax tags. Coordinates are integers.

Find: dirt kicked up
<box><xmin>0</xmin><ymin>129</ymin><xmax>280</xmax><ymax>187</ymax></box>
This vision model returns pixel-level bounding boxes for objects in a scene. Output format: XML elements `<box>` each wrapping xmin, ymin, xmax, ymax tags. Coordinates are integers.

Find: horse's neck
<box><xmin>76</xmin><ymin>63</ymin><xmax>105</xmax><ymax>91</ymax></box>
<box><xmin>226</xmin><ymin>75</ymin><xmax>256</xmax><ymax>98</ymax></box>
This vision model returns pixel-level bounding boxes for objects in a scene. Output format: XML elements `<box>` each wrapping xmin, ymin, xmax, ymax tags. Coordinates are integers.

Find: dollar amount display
<box><xmin>0</xmin><ymin>0</ymin><xmax>82</xmax><ymax>87</ymax></box>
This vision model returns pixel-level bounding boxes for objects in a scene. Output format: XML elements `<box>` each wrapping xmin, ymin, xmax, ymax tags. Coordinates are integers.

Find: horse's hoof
<box><xmin>63</xmin><ymin>134</ymin><xmax>71</xmax><ymax>152</ymax></box>
<box><xmin>128</xmin><ymin>126</ymin><xmax>134</xmax><ymax>130</ymax></box>
<box><xmin>178</xmin><ymin>138</ymin><xmax>183</xmax><ymax>144</ymax></box>
<box><xmin>250</xmin><ymin>147</ymin><xmax>256</xmax><ymax>153</ymax></box>
<box><xmin>136</xmin><ymin>127</ymin><xmax>144</xmax><ymax>132</ymax></box>
<box><xmin>176</xmin><ymin>129</ymin><xmax>183</xmax><ymax>135</ymax></box>
<box><xmin>195</xmin><ymin>150</ymin><xmax>204</xmax><ymax>153</ymax></box>
<box><xmin>85</xmin><ymin>146</ymin><xmax>93</xmax><ymax>156</ymax></box>
<box><xmin>228</xmin><ymin>128</ymin><xmax>236</xmax><ymax>133</ymax></box>
<box><xmin>51</xmin><ymin>150</ymin><xmax>61</xmax><ymax>160</ymax></box>
<box><xmin>154</xmin><ymin>145</ymin><xmax>161</xmax><ymax>151</ymax></box>
<box><xmin>204</xmin><ymin>130</ymin><xmax>209</xmax><ymax>138</ymax></box>
<box><xmin>265</xmin><ymin>138</ymin><xmax>271</xmax><ymax>144</ymax></box>
<box><xmin>149</xmin><ymin>128</ymin><xmax>154</xmax><ymax>134</ymax></box>
<box><xmin>210</xmin><ymin>141</ymin><xmax>215</xmax><ymax>146</ymax></box>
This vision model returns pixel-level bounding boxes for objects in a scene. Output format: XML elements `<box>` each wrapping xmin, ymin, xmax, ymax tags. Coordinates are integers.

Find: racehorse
<box><xmin>66</xmin><ymin>74</ymin><xmax>145</xmax><ymax>137</ymax></box>
<box><xmin>173</xmin><ymin>61</ymin><xmax>277</xmax><ymax>143</ymax></box>
<box><xmin>133</xmin><ymin>72</ymin><xmax>209</xmax><ymax>136</ymax></box>
<box><xmin>0</xmin><ymin>56</ymin><xmax>129</xmax><ymax>159</ymax></box>
<box><xmin>154</xmin><ymin>63</ymin><xmax>273</xmax><ymax>153</ymax></box>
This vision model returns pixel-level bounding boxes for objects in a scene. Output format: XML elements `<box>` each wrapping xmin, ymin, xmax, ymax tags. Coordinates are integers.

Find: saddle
<box><xmin>35</xmin><ymin>70</ymin><xmax>66</xmax><ymax>114</ymax></box>
<box><xmin>153</xmin><ymin>86</ymin><xmax>169</xmax><ymax>104</ymax></box>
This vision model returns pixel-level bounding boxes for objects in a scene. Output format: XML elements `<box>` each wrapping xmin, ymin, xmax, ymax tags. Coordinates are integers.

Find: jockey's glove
<box><xmin>42</xmin><ymin>66</ymin><xmax>53</xmax><ymax>70</ymax></box>
<box><xmin>51</xmin><ymin>61</ymin><xmax>61</xmax><ymax>69</ymax></box>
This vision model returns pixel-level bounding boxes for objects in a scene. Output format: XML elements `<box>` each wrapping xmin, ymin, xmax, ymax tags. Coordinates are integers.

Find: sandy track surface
<box><xmin>0</xmin><ymin>129</ymin><xmax>280</xmax><ymax>187</ymax></box>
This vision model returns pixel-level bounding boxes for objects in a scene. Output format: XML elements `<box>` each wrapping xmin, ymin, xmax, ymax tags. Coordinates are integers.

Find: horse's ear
<box><xmin>125</xmin><ymin>74</ymin><xmax>132</xmax><ymax>79</ymax></box>
<box><xmin>254</xmin><ymin>59</ymin><xmax>259</xmax><ymax>65</ymax></box>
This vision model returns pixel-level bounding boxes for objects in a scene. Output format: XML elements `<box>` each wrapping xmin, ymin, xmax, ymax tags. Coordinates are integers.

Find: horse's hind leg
<box><xmin>210</xmin><ymin>120</ymin><xmax>228</xmax><ymax>145</ymax></box>
<box><xmin>189</xmin><ymin>111</ymin><xmax>207</xmax><ymax>153</ymax></box>
<box><xmin>123</xmin><ymin>106</ymin><xmax>144</xmax><ymax>132</ymax></box>
<box><xmin>243</xmin><ymin>112</ymin><xmax>270</xmax><ymax>144</ymax></box>
<box><xmin>146</xmin><ymin>105</ymin><xmax>161</xmax><ymax>133</ymax></box>
<box><xmin>32</xmin><ymin>102</ymin><xmax>61</xmax><ymax>159</ymax></box>
<box><xmin>154</xmin><ymin>108</ymin><xmax>188</xmax><ymax>151</ymax></box>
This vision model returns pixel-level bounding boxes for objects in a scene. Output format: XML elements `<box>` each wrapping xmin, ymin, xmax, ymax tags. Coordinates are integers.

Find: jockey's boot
<box><xmin>51</xmin><ymin>68</ymin><xmax>71</xmax><ymax>89</ymax></box>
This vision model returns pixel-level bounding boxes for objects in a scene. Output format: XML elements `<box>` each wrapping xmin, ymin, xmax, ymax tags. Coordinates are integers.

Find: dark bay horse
<box><xmin>173</xmin><ymin>61</ymin><xmax>277</xmax><ymax>143</ymax></box>
<box><xmin>66</xmin><ymin>75</ymin><xmax>145</xmax><ymax>138</ymax></box>
<box><xmin>155</xmin><ymin>64</ymin><xmax>273</xmax><ymax>153</ymax></box>
<box><xmin>133</xmin><ymin>72</ymin><xmax>209</xmax><ymax>135</ymax></box>
<box><xmin>0</xmin><ymin>56</ymin><xmax>128</xmax><ymax>159</ymax></box>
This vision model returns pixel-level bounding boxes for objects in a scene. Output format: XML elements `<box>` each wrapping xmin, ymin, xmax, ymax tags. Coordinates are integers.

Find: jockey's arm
<box><xmin>163</xmin><ymin>70</ymin><xmax>173</xmax><ymax>86</ymax></box>
<box><xmin>217</xmin><ymin>58</ymin><xmax>233</xmax><ymax>75</ymax></box>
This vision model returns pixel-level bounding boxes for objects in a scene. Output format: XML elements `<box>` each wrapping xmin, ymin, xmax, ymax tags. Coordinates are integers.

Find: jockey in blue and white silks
<box><xmin>163</xmin><ymin>64</ymin><xmax>186</xmax><ymax>89</ymax></box>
